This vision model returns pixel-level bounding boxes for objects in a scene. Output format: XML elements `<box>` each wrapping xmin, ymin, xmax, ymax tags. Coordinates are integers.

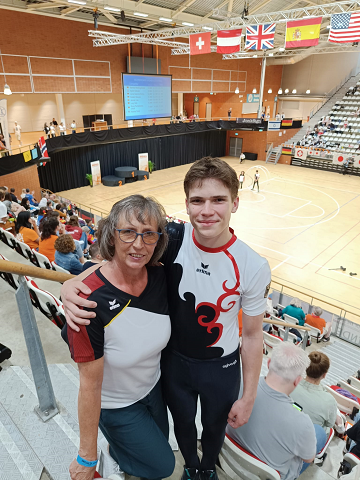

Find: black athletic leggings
<box><xmin>161</xmin><ymin>348</ymin><xmax>240</xmax><ymax>470</ymax></box>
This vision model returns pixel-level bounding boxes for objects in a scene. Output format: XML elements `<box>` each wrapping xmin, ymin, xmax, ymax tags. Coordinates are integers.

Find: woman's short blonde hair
<box><xmin>97</xmin><ymin>195</ymin><xmax>168</xmax><ymax>265</ymax></box>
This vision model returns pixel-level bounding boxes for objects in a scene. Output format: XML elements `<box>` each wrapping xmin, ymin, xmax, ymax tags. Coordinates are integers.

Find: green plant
<box><xmin>86</xmin><ymin>173</ymin><xmax>93</xmax><ymax>186</ymax></box>
<box><xmin>148</xmin><ymin>160</ymin><xmax>154</xmax><ymax>174</ymax></box>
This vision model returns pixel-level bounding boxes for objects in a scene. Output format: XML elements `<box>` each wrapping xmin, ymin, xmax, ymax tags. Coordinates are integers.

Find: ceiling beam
<box><xmin>249</xmin><ymin>0</ymin><xmax>272</xmax><ymax>15</ymax></box>
<box><xmin>27</xmin><ymin>2</ymin><xmax>63</xmax><ymax>9</ymax></box>
<box><xmin>60</xmin><ymin>6</ymin><xmax>81</xmax><ymax>15</ymax></box>
<box><xmin>100</xmin><ymin>8</ymin><xmax>118</xmax><ymax>23</ymax></box>
<box><xmin>172</xmin><ymin>0</ymin><xmax>198</xmax><ymax>18</ymax></box>
<box><xmin>204</xmin><ymin>0</ymin><xmax>229</xmax><ymax>19</ymax></box>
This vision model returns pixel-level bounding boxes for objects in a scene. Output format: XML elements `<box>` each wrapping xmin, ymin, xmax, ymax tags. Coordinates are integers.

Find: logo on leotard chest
<box><xmin>196</xmin><ymin>262</ymin><xmax>210</xmax><ymax>276</ymax></box>
<box><xmin>109</xmin><ymin>299</ymin><xmax>120</xmax><ymax>310</ymax></box>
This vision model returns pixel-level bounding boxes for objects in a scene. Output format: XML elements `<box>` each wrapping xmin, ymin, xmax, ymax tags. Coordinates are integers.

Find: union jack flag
<box><xmin>245</xmin><ymin>23</ymin><xmax>276</xmax><ymax>50</ymax></box>
<box><xmin>38</xmin><ymin>136</ymin><xmax>49</xmax><ymax>158</ymax></box>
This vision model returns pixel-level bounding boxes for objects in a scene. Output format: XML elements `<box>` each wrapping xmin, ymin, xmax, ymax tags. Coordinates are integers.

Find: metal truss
<box><xmin>88</xmin><ymin>30</ymin><xmax>189</xmax><ymax>48</ymax></box>
<box><xmin>89</xmin><ymin>1</ymin><xmax>360</xmax><ymax>47</ymax></box>
<box><xmin>221</xmin><ymin>43</ymin><xmax>360</xmax><ymax>59</ymax></box>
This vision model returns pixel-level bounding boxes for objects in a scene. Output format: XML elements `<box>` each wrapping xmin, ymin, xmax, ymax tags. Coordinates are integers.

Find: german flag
<box><xmin>282</xmin><ymin>146</ymin><xmax>293</xmax><ymax>155</ymax></box>
<box><xmin>281</xmin><ymin>119</ymin><xmax>293</xmax><ymax>127</ymax></box>
<box><xmin>285</xmin><ymin>17</ymin><xmax>322</xmax><ymax>48</ymax></box>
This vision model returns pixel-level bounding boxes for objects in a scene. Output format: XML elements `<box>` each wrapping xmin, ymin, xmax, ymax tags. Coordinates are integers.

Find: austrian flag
<box><xmin>216</xmin><ymin>29</ymin><xmax>242</xmax><ymax>54</ymax></box>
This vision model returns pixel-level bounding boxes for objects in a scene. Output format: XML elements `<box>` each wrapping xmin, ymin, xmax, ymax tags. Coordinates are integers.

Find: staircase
<box><xmin>286</xmin><ymin>71</ymin><xmax>360</xmax><ymax>147</ymax></box>
<box><xmin>266</xmin><ymin>145</ymin><xmax>281</xmax><ymax>164</ymax></box>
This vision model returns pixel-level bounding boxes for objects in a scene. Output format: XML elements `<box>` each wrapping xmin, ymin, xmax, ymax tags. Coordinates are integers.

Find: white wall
<box><xmin>278</xmin><ymin>99</ymin><xmax>320</xmax><ymax>120</ymax></box>
<box><xmin>6</xmin><ymin>93</ymin><xmax>126</xmax><ymax>132</ymax></box>
<box><xmin>281</xmin><ymin>52</ymin><xmax>360</xmax><ymax>96</ymax></box>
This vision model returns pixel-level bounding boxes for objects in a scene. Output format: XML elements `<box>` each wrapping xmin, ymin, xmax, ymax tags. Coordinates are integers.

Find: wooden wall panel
<box><xmin>170</xmin><ymin>67</ymin><xmax>191</xmax><ymax>79</ymax></box>
<box><xmin>192</xmin><ymin>68</ymin><xmax>211</xmax><ymax>80</ymax></box>
<box><xmin>173</xmin><ymin>80</ymin><xmax>191</xmax><ymax>92</ymax></box>
<box><xmin>0</xmin><ymin>75</ymin><xmax>32</xmax><ymax>92</ymax></box>
<box><xmin>213</xmin><ymin>70</ymin><xmax>230</xmax><ymax>81</ymax></box>
<box><xmin>1</xmin><ymin>55</ymin><xmax>28</xmax><ymax>74</ymax></box>
<box><xmin>192</xmin><ymin>81</ymin><xmax>211</xmax><ymax>91</ymax></box>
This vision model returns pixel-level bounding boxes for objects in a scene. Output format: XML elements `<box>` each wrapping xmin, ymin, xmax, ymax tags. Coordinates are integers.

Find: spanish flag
<box><xmin>285</xmin><ymin>17</ymin><xmax>322</xmax><ymax>48</ymax></box>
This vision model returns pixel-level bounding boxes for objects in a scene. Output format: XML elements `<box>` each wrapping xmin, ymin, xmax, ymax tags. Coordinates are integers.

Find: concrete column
<box><xmin>55</xmin><ymin>94</ymin><xmax>66</xmax><ymax>129</ymax></box>
<box><xmin>178</xmin><ymin>92</ymin><xmax>184</xmax><ymax>116</ymax></box>
<box><xmin>257</xmin><ymin>57</ymin><xmax>267</xmax><ymax>119</ymax></box>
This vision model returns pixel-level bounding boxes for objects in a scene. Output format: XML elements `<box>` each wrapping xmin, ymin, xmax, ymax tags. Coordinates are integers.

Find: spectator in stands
<box><xmin>305</xmin><ymin>307</ymin><xmax>332</xmax><ymax>342</ymax></box>
<box><xmin>20</xmin><ymin>197</ymin><xmax>30</xmax><ymax>211</ymax></box>
<box><xmin>54</xmin><ymin>203</ymin><xmax>67</xmax><ymax>218</ymax></box>
<box><xmin>291</xmin><ymin>351</ymin><xmax>338</xmax><ymax>434</ymax></box>
<box><xmin>9</xmin><ymin>188</ymin><xmax>18</xmax><ymax>203</ymax></box>
<box><xmin>226</xmin><ymin>343</ymin><xmax>325</xmax><ymax>479</ymax></box>
<box><xmin>39</xmin><ymin>216</ymin><xmax>64</xmax><ymax>263</ymax></box>
<box><xmin>86</xmin><ymin>218</ymin><xmax>96</xmax><ymax>235</ymax></box>
<box><xmin>82</xmin><ymin>242</ymin><xmax>104</xmax><ymax>271</ymax></box>
<box><xmin>3</xmin><ymin>192</ymin><xmax>13</xmax><ymax>214</ymax></box>
<box><xmin>66</xmin><ymin>215</ymin><xmax>88</xmax><ymax>252</ymax></box>
<box><xmin>25</xmin><ymin>189</ymin><xmax>38</xmax><ymax>206</ymax></box>
<box><xmin>61</xmin><ymin>196</ymin><xmax>174</xmax><ymax>480</ymax></box>
<box><xmin>54</xmin><ymin>234</ymin><xmax>84</xmax><ymax>275</ymax></box>
<box><xmin>0</xmin><ymin>191</ymin><xmax>8</xmax><ymax>224</ymax></box>
<box><xmin>38</xmin><ymin>194</ymin><xmax>49</xmax><ymax>209</ymax></box>
<box><xmin>20</xmin><ymin>188</ymin><xmax>27</xmax><ymax>199</ymax></box>
<box><xmin>281</xmin><ymin>298</ymin><xmax>306</xmax><ymax>326</ymax></box>
<box><xmin>15</xmin><ymin>211</ymin><xmax>40</xmax><ymax>250</ymax></box>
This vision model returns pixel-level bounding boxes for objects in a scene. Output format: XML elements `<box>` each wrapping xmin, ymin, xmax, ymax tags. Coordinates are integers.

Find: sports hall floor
<box><xmin>57</xmin><ymin>156</ymin><xmax>360</xmax><ymax>322</ymax></box>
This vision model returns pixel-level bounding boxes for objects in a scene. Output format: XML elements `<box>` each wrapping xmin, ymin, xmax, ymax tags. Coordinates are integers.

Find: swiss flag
<box><xmin>190</xmin><ymin>32</ymin><xmax>211</xmax><ymax>55</ymax></box>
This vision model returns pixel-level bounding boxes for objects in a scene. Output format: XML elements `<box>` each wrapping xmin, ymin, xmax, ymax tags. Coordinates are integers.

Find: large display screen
<box><xmin>122</xmin><ymin>74</ymin><xmax>172</xmax><ymax>121</ymax></box>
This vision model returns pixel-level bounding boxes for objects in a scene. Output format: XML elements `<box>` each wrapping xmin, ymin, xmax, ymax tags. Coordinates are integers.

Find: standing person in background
<box><xmin>228</xmin><ymin>107</ymin><xmax>232</xmax><ymax>120</ymax></box>
<box><xmin>240</xmin><ymin>152</ymin><xmax>245</xmax><ymax>164</ymax></box>
<box><xmin>14</xmin><ymin>121</ymin><xmax>22</xmax><ymax>146</ymax></box>
<box><xmin>71</xmin><ymin>120</ymin><xmax>77</xmax><ymax>134</ymax></box>
<box><xmin>52</xmin><ymin>117</ymin><xmax>58</xmax><ymax>134</ymax></box>
<box><xmin>44</xmin><ymin>123</ymin><xmax>50</xmax><ymax>138</ymax></box>
<box><xmin>239</xmin><ymin>171</ymin><xmax>245</xmax><ymax>190</ymax></box>
<box><xmin>252</xmin><ymin>170</ymin><xmax>260</xmax><ymax>192</ymax></box>
<box><xmin>49</xmin><ymin>123</ymin><xmax>56</xmax><ymax>138</ymax></box>
<box><xmin>59</xmin><ymin>122</ymin><xmax>66</xmax><ymax>136</ymax></box>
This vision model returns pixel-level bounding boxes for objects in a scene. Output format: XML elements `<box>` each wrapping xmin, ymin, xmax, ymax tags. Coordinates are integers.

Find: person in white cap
<box><xmin>14</xmin><ymin>121</ymin><xmax>22</xmax><ymax>146</ymax></box>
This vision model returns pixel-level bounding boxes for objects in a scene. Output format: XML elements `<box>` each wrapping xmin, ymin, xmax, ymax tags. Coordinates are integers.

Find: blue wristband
<box><xmin>77</xmin><ymin>455</ymin><xmax>98</xmax><ymax>468</ymax></box>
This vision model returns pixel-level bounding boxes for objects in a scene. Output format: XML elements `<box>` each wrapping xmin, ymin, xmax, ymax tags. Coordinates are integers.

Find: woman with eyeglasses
<box><xmin>61</xmin><ymin>195</ymin><xmax>175</xmax><ymax>480</ymax></box>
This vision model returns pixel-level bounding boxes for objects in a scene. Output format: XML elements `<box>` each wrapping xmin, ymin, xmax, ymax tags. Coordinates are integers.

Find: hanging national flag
<box><xmin>285</xmin><ymin>17</ymin><xmax>322</xmax><ymax>48</ymax></box>
<box><xmin>328</xmin><ymin>12</ymin><xmax>360</xmax><ymax>43</ymax></box>
<box><xmin>216</xmin><ymin>29</ymin><xmax>242</xmax><ymax>54</ymax></box>
<box><xmin>189</xmin><ymin>32</ymin><xmax>211</xmax><ymax>55</ymax></box>
<box><xmin>245</xmin><ymin>24</ymin><xmax>275</xmax><ymax>50</ymax></box>
<box><xmin>38</xmin><ymin>136</ymin><xmax>49</xmax><ymax>158</ymax></box>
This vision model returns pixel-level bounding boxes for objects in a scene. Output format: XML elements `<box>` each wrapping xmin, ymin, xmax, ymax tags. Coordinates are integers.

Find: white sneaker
<box><xmin>98</xmin><ymin>437</ymin><xmax>125</xmax><ymax>480</ymax></box>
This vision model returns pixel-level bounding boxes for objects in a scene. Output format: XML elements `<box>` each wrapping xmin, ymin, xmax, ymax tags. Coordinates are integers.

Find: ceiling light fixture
<box><xmin>202</xmin><ymin>26</ymin><xmax>213</xmax><ymax>30</ymax></box>
<box><xmin>159</xmin><ymin>17</ymin><xmax>172</xmax><ymax>22</ymax></box>
<box><xmin>134</xmin><ymin>12</ymin><xmax>148</xmax><ymax>17</ymax></box>
<box><xmin>279</xmin><ymin>47</ymin><xmax>285</xmax><ymax>52</ymax></box>
<box><xmin>67</xmin><ymin>0</ymin><xmax>86</xmax><ymax>4</ymax></box>
<box><xmin>253</xmin><ymin>54</ymin><xmax>258</xmax><ymax>57</ymax></box>
<box><xmin>252</xmin><ymin>88</ymin><xmax>257</xmax><ymax>93</ymax></box>
<box><xmin>235</xmin><ymin>87</ymin><xmax>239</xmax><ymax>94</ymax></box>
<box><xmin>182</xmin><ymin>21</ymin><xmax>194</xmax><ymax>26</ymax></box>
<box><xmin>285</xmin><ymin>88</ymin><xmax>289</xmax><ymax>93</ymax></box>
<box><xmin>104</xmin><ymin>6</ymin><xmax>120</xmax><ymax>11</ymax></box>
<box><xmin>278</xmin><ymin>88</ymin><xmax>282</xmax><ymax>94</ymax></box>
<box><xmin>306</xmin><ymin>89</ymin><xmax>311</xmax><ymax>94</ymax></box>
<box><xmin>268</xmin><ymin>52</ymin><xmax>273</xmax><ymax>56</ymax></box>
<box><xmin>268</xmin><ymin>88</ymin><xmax>272</xmax><ymax>93</ymax></box>
<box><xmin>292</xmin><ymin>89</ymin><xmax>297</xmax><ymax>94</ymax></box>
<box><xmin>0</xmin><ymin>50</ymin><xmax>11</xmax><ymax>96</ymax></box>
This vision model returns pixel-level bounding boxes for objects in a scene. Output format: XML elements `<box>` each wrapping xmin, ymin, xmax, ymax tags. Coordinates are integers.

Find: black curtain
<box><xmin>38</xmin><ymin>130</ymin><xmax>226</xmax><ymax>192</ymax></box>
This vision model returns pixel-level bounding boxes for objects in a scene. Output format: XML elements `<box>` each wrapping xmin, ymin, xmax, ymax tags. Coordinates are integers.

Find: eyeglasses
<box><xmin>115</xmin><ymin>229</ymin><xmax>162</xmax><ymax>245</ymax></box>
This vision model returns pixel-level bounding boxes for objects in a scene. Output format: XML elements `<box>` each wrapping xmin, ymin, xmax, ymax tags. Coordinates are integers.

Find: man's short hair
<box><xmin>26</xmin><ymin>188</ymin><xmax>30</xmax><ymax>193</ymax></box>
<box><xmin>183</xmin><ymin>157</ymin><xmax>239</xmax><ymax>201</ymax></box>
<box><xmin>269</xmin><ymin>343</ymin><xmax>309</xmax><ymax>382</ymax></box>
<box><xmin>10</xmin><ymin>188</ymin><xmax>15</xmax><ymax>193</ymax></box>
<box><xmin>89</xmin><ymin>242</ymin><xmax>100</xmax><ymax>259</ymax></box>
<box><xmin>313</xmin><ymin>306</ymin><xmax>323</xmax><ymax>316</ymax></box>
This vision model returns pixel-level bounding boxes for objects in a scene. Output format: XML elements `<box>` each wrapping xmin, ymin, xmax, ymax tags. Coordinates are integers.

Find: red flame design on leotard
<box><xmin>196</xmin><ymin>250</ymin><xmax>240</xmax><ymax>347</ymax></box>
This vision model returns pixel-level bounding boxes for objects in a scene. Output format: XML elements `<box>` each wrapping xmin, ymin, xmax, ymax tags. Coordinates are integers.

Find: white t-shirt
<box><xmin>59</xmin><ymin>125</ymin><xmax>66</xmax><ymax>132</ymax></box>
<box><xmin>38</xmin><ymin>197</ymin><xmax>48</xmax><ymax>208</ymax></box>
<box><xmin>255</xmin><ymin>173</ymin><xmax>260</xmax><ymax>180</ymax></box>
<box><xmin>0</xmin><ymin>202</ymin><xmax>8</xmax><ymax>221</ymax></box>
<box><xmin>71</xmin><ymin>122</ymin><xmax>76</xmax><ymax>129</ymax></box>
<box><xmin>239</xmin><ymin>175</ymin><xmax>244</xmax><ymax>182</ymax></box>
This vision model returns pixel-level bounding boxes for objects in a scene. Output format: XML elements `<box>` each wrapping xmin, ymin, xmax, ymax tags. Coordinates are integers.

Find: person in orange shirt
<box><xmin>305</xmin><ymin>307</ymin><xmax>332</xmax><ymax>342</ymax></box>
<box><xmin>39</xmin><ymin>216</ymin><xmax>64</xmax><ymax>263</ymax></box>
<box><xmin>15</xmin><ymin>211</ymin><xmax>40</xmax><ymax>250</ymax></box>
